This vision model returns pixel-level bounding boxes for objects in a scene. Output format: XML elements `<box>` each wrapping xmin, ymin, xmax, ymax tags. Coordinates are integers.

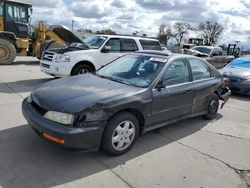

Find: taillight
<box><xmin>223</xmin><ymin>77</ymin><xmax>230</xmax><ymax>87</ymax></box>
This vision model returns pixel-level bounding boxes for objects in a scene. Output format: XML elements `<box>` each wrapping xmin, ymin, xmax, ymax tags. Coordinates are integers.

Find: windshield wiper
<box><xmin>96</xmin><ymin>74</ymin><xmax>131</xmax><ymax>85</ymax></box>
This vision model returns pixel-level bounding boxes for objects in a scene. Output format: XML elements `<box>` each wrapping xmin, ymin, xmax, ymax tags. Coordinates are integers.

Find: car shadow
<box><xmin>0</xmin><ymin>114</ymin><xmax>222</xmax><ymax>188</ymax></box>
<box><xmin>0</xmin><ymin>78</ymin><xmax>53</xmax><ymax>94</ymax></box>
<box><xmin>12</xmin><ymin>61</ymin><xmax>40</xmax><ymax>66</ymax></box>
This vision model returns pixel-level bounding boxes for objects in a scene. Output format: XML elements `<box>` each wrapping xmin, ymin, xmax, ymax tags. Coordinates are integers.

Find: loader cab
<box><xmin>0</xmin><ymin>0</ymin><xmax>32</xmax><ymax>38</ymax></box>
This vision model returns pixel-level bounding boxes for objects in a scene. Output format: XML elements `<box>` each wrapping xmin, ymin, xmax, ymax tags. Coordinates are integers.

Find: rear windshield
<box><xmin>139</xmin><ymin>40</ymin><xmax>162</xmax><ymax>51</ymax></box>
<box><xmin>192</xmin><ymin>47</ymin><xmax>212</xmax><ymax>55</ymax></box>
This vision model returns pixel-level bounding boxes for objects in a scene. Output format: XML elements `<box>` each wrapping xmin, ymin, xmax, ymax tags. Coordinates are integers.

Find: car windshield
<box><xmin>192</xmin><ymin>47</ymin><xmax>212</xmax><ymax>55</ymax></box>
<box><xmin>84</xmin><ymin>36</ymin><xmax>107</xmax><ymax>49</ymax></box>
<box><xmin>96</xmin><ymin>54</ymin><xmax>166</xmax><ymax>87</ymax></box>
<box><xmin>69</xmin><ymin>42</ymin><xmax>90</xmax><ymax>50</ymax></box>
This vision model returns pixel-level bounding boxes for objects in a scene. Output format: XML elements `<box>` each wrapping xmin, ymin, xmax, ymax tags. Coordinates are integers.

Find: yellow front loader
<box><xmin>0</xmin><ymin>0</ymin><xmax>82</xmax><ymax>65</ymax></box>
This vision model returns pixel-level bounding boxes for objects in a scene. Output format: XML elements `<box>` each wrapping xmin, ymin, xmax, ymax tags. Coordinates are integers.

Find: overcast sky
<box><xmin>24</xmin><ymin>0</ymin><xmax>250</xmax><ymax>48</ymax></box>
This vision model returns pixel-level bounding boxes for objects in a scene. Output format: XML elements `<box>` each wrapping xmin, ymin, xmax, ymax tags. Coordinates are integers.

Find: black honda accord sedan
<box><xmin>22</xmin><ymin>51</ymin><xmax>231</xmax><ymax>155</ymax></box>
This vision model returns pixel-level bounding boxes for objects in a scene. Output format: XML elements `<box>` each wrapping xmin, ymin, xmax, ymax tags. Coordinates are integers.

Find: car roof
<box><xmin>192</xmin><ymin>46</ymin><xmax>221</xmax><ymax>49</ymax></box>
<box><xmin>96</xmin><ymin>35</ymin><xmax>159</xmax><ymax>41</ymax></box>
<box><xmin>134</xmin><ymin>50</ymin><xmax>197</xmax><ymax>62</ymax></box>
<box><xmin>135</xmin><ymin>50</ymin><xmax>171</xmax><ymax>56</ymax></box>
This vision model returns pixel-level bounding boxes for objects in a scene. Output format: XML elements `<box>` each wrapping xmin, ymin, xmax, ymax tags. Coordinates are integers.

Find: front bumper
<box><xmin>40</xmin><ymin>60</ymin><xmax>73</xmax><ymax>77</ymax></box>
<box><xmin>229</xmin><ymin>81</ymin><xmax>250</xmax><ymax>95</ymax></box>
<box><xmin>22</xmin><ymin>98</ymin><xmax>106</xmax><ymax>151</ymax></box>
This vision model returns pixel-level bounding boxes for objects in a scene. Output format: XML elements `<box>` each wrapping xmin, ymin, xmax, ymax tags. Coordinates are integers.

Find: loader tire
<box><xmin>0</xmin><ymin>38</ymin><xmax>16</xmax><ymax>65</ymax></box>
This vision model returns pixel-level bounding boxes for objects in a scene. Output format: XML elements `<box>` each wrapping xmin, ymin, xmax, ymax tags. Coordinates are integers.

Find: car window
<box><xmin>121</xmin><ymin>39</ymin><xmax>138</xmax><ymax>52</ymax></box>
<box><xmin>106</xmin><ymin>38</ymin><xmax>120</xmax><ymax>52</ymax></box>
<box><xmin>139</xmin><ymin>40</ymin><xmax>162</xmax><ymax>50</ymax></box>
<box><xmin>161</xmin><ymin>59</ymin><xmax>190</xmax><ymax>86</ymax></box>
<box><xmin>0</xmin><ymin>2</ymin><xmax>3</xmax><ymax>16</ymax></box>
<box><xmin>189</xmin><ymin>59</ymin><xmax>212</xmax><ymax>81</ymax></box>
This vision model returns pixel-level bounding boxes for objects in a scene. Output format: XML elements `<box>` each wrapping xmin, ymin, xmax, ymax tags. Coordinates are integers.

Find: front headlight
<box><xmin>44</xmin><ymin>111</ymin><xmax>74</xmax><ymax>125</ymax></box>
<box><xmin>56</xmin><ymin>54</ymin><xmax>70</xmax><ymax>63</ymax></box>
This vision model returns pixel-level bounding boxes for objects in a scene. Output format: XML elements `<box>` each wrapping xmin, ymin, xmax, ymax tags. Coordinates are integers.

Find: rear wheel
<box><xmin>0</xmin><ymin>38</ymin><xmax>16</xmax><ymax>65</ymax></box>
<box><xmin>71</xmin><ymin>64</ymin><xmax>94</xmax><ymax>76</ymax></box>
<box><xmin>101</xmin><ymin>112</ymin><xmax>139</xmax><ymax>155</ymax></box>
<box><xmin>203</xmin><ymin>94</ymin><xmax>219</xmax><ymax>120</ymax></box>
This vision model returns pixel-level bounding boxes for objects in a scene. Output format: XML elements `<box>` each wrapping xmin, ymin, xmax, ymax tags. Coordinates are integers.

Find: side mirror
<box><xmin>211</xmin><ymin>53</ymin><xmax>218</xmax><ymax>57</ymax></box>
<box><xmin>155</xmin><ymin>81</ymin><xmax>166</xmax><ymax>91</ymax></box>
<box><xmin>101</xmin><ymin>45</ymin><xmax>111</xmax><ymax>53</ymax></box>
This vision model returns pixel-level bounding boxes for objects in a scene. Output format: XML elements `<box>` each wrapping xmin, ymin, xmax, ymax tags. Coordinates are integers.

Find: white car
<box><xmin>40</xmin><ymin>35</ymin><xmax>163</xmax><ymax>77</ymax></box>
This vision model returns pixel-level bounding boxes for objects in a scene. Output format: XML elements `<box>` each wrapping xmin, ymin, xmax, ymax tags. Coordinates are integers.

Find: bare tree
<box><xmin>173</xmin><ymin>22</ymin><xmax>192</xmax><ymax>46</ymax></box>
<box><xmin>157</xmin><ymin>24</ymin><xmax>173</xmax><ymax>45</ymax></box>
<box><xmin>197</xmin><ymin>21</ymin><xmax>224</xmax><ymax>45</ymax></box>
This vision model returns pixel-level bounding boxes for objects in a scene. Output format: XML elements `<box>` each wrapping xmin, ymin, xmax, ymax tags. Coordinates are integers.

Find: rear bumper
<box><xmin>22</xmin><ymin>98</ymin><xmax>106</xmax><ymax>151</ymax></box>
<box><xmin>40</xmin><ymin>60</ymin><xmax>73</xmax><ymax>77</ymax></box>
<box><xmin>219</xmin><ymin>87</ymin><xmax>231</xmax><ymax>109</ymax></box>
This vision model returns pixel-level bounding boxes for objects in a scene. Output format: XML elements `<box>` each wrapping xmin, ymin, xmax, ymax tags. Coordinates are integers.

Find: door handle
<box><xmin>185</xmin><ymin>89</ymin><xmax>192</xmax><ymax>93</ymax></box>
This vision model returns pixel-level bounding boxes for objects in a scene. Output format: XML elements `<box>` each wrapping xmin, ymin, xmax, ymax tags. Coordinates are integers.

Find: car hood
<box><xmin>49</xmin><ymin>25</ymin><xmax>83</xmax><ymax>44</ymax></box>
<box><xmin>220</xmin><ymin>66</ymin><xmax>250</xmax><ymax>79</ymax></box>
<box><xmin>31</xmin><ymin>74</ymin><xmax>141</xmax><ymax>113</ymax></box>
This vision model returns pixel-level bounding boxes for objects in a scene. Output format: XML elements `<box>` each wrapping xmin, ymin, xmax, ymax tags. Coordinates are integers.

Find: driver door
<box><xmin>150</xmin><ymin>58</ymin><xmax>194</xmax><ymax>125</ymax></box>
<box><xmin>97</xmin><ymin>38</ymin><xmax>123</xmax><ymax>65</ymax></box>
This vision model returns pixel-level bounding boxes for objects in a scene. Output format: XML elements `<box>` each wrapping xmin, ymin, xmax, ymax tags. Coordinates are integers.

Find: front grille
<box><xmin>31</xmin><ymin>101</ymin><xmax>47</xmax><ymax>115</ymax></box>
<box><xmin>41</xmin><ymin>63</ymin><xmax>50</xmax><ymax>68</ymax></box>
<box><xmin>41</xmin><ymin>51</ymin><xmax>55</xmax><ymax>61</ymax></box>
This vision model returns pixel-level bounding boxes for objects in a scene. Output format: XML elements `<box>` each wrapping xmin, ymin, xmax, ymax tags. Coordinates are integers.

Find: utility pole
<box><xmin>72</xmin><ymin>20</ymin><xmax>75</xmax><ymax>32</ymax></box>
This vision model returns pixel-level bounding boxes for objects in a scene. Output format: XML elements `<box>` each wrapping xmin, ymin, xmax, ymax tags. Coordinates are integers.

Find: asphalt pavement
<box><xmin>0</xmin><ymin>57</ymin><xmax>249</xmax><ymax>188</ymax></box>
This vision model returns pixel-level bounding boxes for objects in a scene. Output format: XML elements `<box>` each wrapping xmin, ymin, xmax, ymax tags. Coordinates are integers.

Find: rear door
<box><xmin>150</xmin><ymin>58</ymin><xmax>194</xmax><ymax>125</ymax></box>
<box><xmin>187</xmin><ymin>58</ymin><xmax>218</xmax><ymax>113</ymax></box>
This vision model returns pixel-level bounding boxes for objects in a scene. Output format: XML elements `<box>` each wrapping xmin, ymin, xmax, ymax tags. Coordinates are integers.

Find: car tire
<box><xmin>203</xmin><ymin>94</ymin><xmax>219</xmax><ymax>120</ymax></box>
<box><xmin>0</xmin><ymin>38</ymin><xmax>16</xmax><ymax>65</ymax></box>
<box><xmin>71</xmin><ymin>64</ymin><xmax>93</xmax><ymax>76</ymax></box>
<box><xmin>101</xmin><ymin>112</ymin><xmax>139</xmax><ymax>156</ymax></box>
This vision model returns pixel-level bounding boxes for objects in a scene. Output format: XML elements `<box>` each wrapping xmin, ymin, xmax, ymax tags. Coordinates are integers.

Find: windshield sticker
<box><xmin>149</xmin><ymin>57</ymin><xmax>167</xmax><ymax>63</ymax></box>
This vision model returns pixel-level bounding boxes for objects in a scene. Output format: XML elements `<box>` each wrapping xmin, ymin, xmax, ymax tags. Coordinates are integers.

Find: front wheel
<box><xmin>203</xmin><ymin>94</ymin><xmax>219</xmax><ymax>120</ymax></box>
<box><xmin>71</xmin><ymin>64</ymin><xmax>93</xmax><ymax>76</ymax></box>
<box><xmin>0</xmin><ymin>38</ymin><xmax>16</xmax><ymax>65</ymax></box>
<box><xmin>101</xmin><ymin>112</ymin><xmax>139</xmax><ymax>155</ymax></box>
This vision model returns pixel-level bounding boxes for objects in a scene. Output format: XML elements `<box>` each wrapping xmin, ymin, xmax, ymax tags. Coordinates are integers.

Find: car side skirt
<box><xmin>142</xmin><ymin>111</ymin><xmax>206</xmax><ymax>134</ymax></box>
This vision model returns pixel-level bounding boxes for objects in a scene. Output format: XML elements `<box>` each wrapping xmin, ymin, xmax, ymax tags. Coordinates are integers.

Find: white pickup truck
<box><xmin>40</xmin><ymin>35</ymin><xmax>164</xmax><ymax>77</ymax></box>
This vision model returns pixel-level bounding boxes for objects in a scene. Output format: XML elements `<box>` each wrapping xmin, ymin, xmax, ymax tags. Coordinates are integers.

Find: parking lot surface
<box><xmin>0</xmin><ymin>57</ymin><xmax>250</xmax><ymax>188</ymax></box>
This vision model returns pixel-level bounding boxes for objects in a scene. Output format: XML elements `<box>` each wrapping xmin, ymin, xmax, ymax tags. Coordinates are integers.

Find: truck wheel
<box><xmin>101</xmin><ymin>112</ymin><xmax>139</xmax><ymax>155</ymax></box>
<box><xmin>71</xmin><ymin>64</ymin><xmax>93</xmax><ymax>76</ymax></box>
<box><xmin>0</xmin><ymin>38</ymin><xmax>16</xmax><ymax>65</ymax></box>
